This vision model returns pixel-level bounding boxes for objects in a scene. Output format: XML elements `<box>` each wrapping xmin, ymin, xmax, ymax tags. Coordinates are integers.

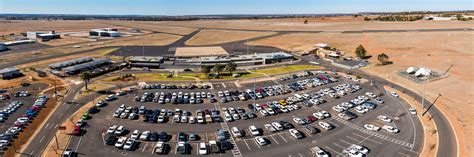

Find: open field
<box><xmin>107</xmin><ymin>33</ymin><xmax>182</xmax><ymax>46</ymax></box>
<box><xmin>185</xmin><ymin>29</ymin><xmax>276</xmax><ymax>45</ymax></box>
<box><xmin>155</xmin><ymin>18</ymin><xmax>474</xmax><ymax>31</ymax></box>
<box><xmin>103</xmin><ymin>20</ymin><xmax>197</xmax><ymax>35</ymax></box>
<box><xmin>0</xmin><ymin>20</ymin><xmax>117</xmax><ymax>35</ymax></box>
<box><xmin>248</xmin><ymin>30</ymin><xmax>473</xmax><ymax>153</ymax></box>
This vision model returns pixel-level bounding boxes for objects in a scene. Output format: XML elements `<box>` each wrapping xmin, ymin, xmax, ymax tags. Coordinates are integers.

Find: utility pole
<box><xmin>422</xmin><ymin>94</ymin><xmax>442</xmax><ymax>117</ymax></box>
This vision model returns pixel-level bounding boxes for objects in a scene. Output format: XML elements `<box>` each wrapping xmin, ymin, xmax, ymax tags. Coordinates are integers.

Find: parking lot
<box><xmin>64</xmin><ymin>71</ymin><xmax>423</xmax><ymax>157</ymax></box>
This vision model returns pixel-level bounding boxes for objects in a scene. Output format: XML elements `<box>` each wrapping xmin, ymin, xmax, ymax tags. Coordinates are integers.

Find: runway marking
<box><xmin>39</xmin><ymin>136</ymin><xmax>45</xmax><ymax>143</ymax></box>
<box><xmin>270</xmin><ymin>135</ymin><xmax>280</xmax><ymax>145</ymax></box>
<box><xmin>243</xmin><ymin>139</ymin><xmax>251</xmax><ymax>150</ymax></box>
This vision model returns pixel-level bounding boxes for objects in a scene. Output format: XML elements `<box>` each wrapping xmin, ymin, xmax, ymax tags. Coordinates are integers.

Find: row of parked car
<box><xmin>279</xmin><ymin>71</ymin><xmax>315</xmax><ymax>81</ymax></box>
<box><xmin>0</xmin><ymin>101</ymin><xmax>23</xmax><ymax>122</ymax></box>
<box><xmin>140</xmin><ymin>83</ymin><xmax>210</xmax><ymax>90</ymax></box>
<box><xmin>134</xmin><ymin>91</ymin><xmax>213</xmax><ymax>104</ymax></box>
<box><xmin>0</xmin><ymin>95</ymin><xmax>49</xmax><ymax>150</ymax></box>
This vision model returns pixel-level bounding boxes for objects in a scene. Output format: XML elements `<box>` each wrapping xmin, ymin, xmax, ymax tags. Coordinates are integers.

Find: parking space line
<box><xmin>270</xmin><ymin>135</ymin><xmax>280</xmax><ymax>145</ymax></box>
<box><xmin>324</xmin><ymin>146</ymin><xmax>342</xmax><ymax>156</ymax></box>
<box><xmin>339</xmin><ymin>139</ymin><xmax>351</xmax><ymax>145</ymax></box>
<box><xmin>332</xmin><ymin>143</ymin><xmax>345</xmax><ymax>149</ymax></box>
<box><xmin>243</xmin><ymin>139</ymin><xmax>251</xmax><ymax>150</ymax></box>
<box><xmin>346</xmin><ymin>136</ymin><xmax>359</xmax><ymax>142</ymax></box>
<box><xmin>251</xmin><ymin>139</ymin><xmax>261</xmax><ymax>149</ymax></box>
<box><xmin>101</xmin><ymin>133</ymin><xmax>106</xmax><ymax>145</ymax></box>
<box><xmin>278</xmin><ymin>133</ymin><xmax>288</xmax><ymax>143</ymax></box>
<box><xmin>44</xmin><ymin>123</ymin><xmax>49</xmax><ymax>129</ymax></box>
<box><xmin>142</xmin><ymin>142</ymin><xmax>149</xmax><ymax>152</ymax></box>
<box><xmin>398</xmin><ymin>151</ymin><xmax>410</xmax><ymax>156</ymax></box>
<box><xmin>39</xmin><ymin>135</ymin><xmax>45</xmax><ymax>143</ymax></box>
<box><xmin>221</xmin><ymin>83</ymin><xmax>227</xmax><ymax>88</ymax></box>
<box><xmin>174</xmin><ymin>143</ymin><xmax>178</xmax><ymax>154</ymax></box>
<box><xmin>75</xmin><ymin>136</ymin><xmax>83</xmax><ymax>152</ymax></box>
<box><xmin>196</xmin><ymin>143</ymin><xmax>199</xmax><ymax>155</ymax></box>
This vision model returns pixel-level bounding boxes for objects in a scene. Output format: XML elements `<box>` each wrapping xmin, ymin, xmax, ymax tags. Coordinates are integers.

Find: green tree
<box><xmin>354</xmin><ymin>45</ymin><xmax>367</xmax><ymax>58</ymax></box>
<box><xmin>80</xmin><ymin>71</ymin><xmax>93</xmax><ymax>90</ymax></box>
<box><xmin>225</xmin><ymin>62</ymin><xmax>237</xmax><ymax>74</ymax></box>
<box><xmin>213</xmin><ymin>64</ymin><xmax>224</xmax><ymax>77</ymax></box>
<box><xmin>377</xmin><ymin>53</ymin><xmax>390</xmax><ymax>65</ymax></box>
<box><xmin>201</xmin><ymin>65</ymin><xmax>211</xmax><ymax>76</ymax></box>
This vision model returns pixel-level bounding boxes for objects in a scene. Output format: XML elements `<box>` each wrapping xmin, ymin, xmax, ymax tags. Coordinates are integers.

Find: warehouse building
<box><xmin>48</xmin><ymin>57</ymin><xmax>94</xmax><ymax>70</ymax></box>
<box><xmin>89</xmin><ymin>28</ymin><xmax>121</xmax><ymax>37</ymax></box>
<box><xmin>27</xmin><ymin>31</ymin><xmax>60</xmax><ymax>41</ymax></box>
<box><xmin>0</xmin><ymin>67</ymin><xmax>21</xmax><ymax>79</ymax></box>
<box><xmin>63</xmin><ymin>59</ymin><xmax>112</xmax><ymax>75</ymax></box>
<box><xmin>128</xmin><ymin>56</ymin><xmax>164</xmax><ymax>69</ymax></box>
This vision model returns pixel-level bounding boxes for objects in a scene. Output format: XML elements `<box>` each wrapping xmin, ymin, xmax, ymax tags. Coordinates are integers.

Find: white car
<box><xmin>107</xmin><ymin>125</ymin><xmax>117</xmax><ymax>134</ymax></box>
<box><xmin>351</xmin><ymin>144</ymin><xmax>369</xmax><ymax>154</ymax></box>
<box><xmin>391</xmin><ymin>92</ymin><xmax>399</xmax><ymax>97</ymax></box>
<box><xmin>318</xmin><ymin>122</ymin><xmax>333</xmax><ymax>130</ymax></box>
<box><xmin>310</xmin><ymin>147</ymin><xmax>329</xmax><ymax>157</ymax></box>
<box><xmin>115</xmin><ymin>137</ymin><xmax>127</xmax><ymax>148</ymax></box>
<box><xmin>289</xmin><ymin>129</ymin><xmax>303</xmax><ymax>139</ymax></box>
<box><xmin>377</xmin><ymin>115</ymin><xmax>392</xmax><ymax>122</ymax></box>
<box><xmin>409</xmin><ymin>108</ymin><xmax>417</xmax><ymax>115</ymax></box>
<box><xmin>382</xmin><ymin>125</ymin><xmax>400</xmax><ymax>133</ymax></box>
<box><xmin>254</xmin><ymin>136</ymin><xmax>267</xmax><ymax>146</ymax></box>
<box><xmin>344</xmin><ymin>148</ymin><xmax>364</xmax><ymax>157</ymax></box>
<box><xmin>139</xmin><ymin>131</ymin><xmax>150</xmax><ymax>140</ymax></box>
<box><xmin>271</xmin><ymin>122</ymin><xmax>284</xmax><ymax>131</ymax></box>
<box><xmin>259</xmin><ymin>110</ymin><xmax>269</xmax><ymax>116</ymax></box>
<box><xmin>292</xmin><ymin>117</ymin><xmax>305</xmax><ymax>125</ymax></box>
<box><xmin>365</xmin><ymin>92</ymin><xmax>376</xmax><ymax>98</ymax></box>
<box><xmin>130</xmin><ymin>130</ymin><xmax>140</xmax><ymax>140</ymax></box>
<box><xmin>198</xmin><ymin>142</ymin><xmax>208</xmax><ymax>155</ymax></box>
<box><xmin>363</xmin><ymin>124</ymin><xmax>380</xmax><ymax>131</ymax></box>
<box><xmin>224</xmin><ymin>113</ymin><xmax>233</xmax><ymax>122</ymax></box>
<box><xmin>123</xmin><ymin>139</ymin><xmax>136</xmax><ymax>150</ymax></box>
<box><xmin>248</xmin><ymin>125</ymin><xmax>260</xmax><ymax>136</ymax></box>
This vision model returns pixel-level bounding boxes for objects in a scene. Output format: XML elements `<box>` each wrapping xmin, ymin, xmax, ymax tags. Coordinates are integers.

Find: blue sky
<box><xmin>1</xmin><ymin>0</ymin><xmax>472</xmax><ymax>15</ymax></box>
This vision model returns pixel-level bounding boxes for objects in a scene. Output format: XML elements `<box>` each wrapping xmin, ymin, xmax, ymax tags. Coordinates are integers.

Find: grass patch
<box><xmin>179</xmin><ymin>72</ymin><xmax>264</xmax><ymax>80</ymax></box>
<box><xmin>131</xmin><ymin>73</ymin><xmax>195</xmax><ymax>81</ymax></box>
<box><xmin>255</xmin><ymin>65</ymin><xmax>323</xmax><ymax>75</ymax></box>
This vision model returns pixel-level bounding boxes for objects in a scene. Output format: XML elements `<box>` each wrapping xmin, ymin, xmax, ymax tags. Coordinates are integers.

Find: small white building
<box><xmin>89</xmin><ymin>28</ymin><xmax>121</xmax><ymax>37</ymax></box>
<box><xmin>316</xmin><ymin>43</ymin><xmax>330</xmax><ymax>48</ymax></box>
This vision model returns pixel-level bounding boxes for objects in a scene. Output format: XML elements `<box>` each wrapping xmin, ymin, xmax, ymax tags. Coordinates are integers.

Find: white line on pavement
<box><xmin>324</xmin><ymin>146</ymin><xmax>342</xmax><ymax>156</ymax></box>
<box><xmin>252</xmin><ymin>139</ymin><xmax>261</xmax><ymax>149</ymax></box>
<box><xmin>333</xmin><ymin>143</ymin><xmax>345</xmax><ymax>149</ymax></box>
<box><xmin>243</xmin><ymin>139</ymin><xmax>251</xmax><ymax>150</ymax></box>
<box><xmin>39</xmin><ymin>136</ymin><xmax>45</xmax><ymax>143</ymax></box>
<box><xmin>271</xmin><ymin>135</ymin><xmax>280</xmax><ymax>145</ymax></box>
<box><xmin>75</xmin><ymin>136</ymin><xmax>83</xmax><ymax>152</ymax></box>
<box><xmin>142</xmin><ymin>142</ymin><xmax>149</xmax><ymax>152</ymax></box>
<box><xmin>278</xmin><ymin>133</ymin><xmax>288</xmax><ymax>143</ymax></box>
<box><xmin>339</xmin><ymin>139</ymin><xmax>351</xmax><ymax>145</ymax></box>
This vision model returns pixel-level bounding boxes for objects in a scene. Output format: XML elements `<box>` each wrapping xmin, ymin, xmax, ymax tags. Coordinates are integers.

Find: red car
<box><xmin>30</xmin><ymin>106</ymin><xmax>41</xmax><ymax>111</ymax></box>
<box><xmin>72</xmin><ymin>125</ymin><xmax>82</xmax><ymax>136</ymax></box>
<box><xmin>307</xmin><ymin>116</ymin><xmax>318</xmax><ymax>122</ymax></box>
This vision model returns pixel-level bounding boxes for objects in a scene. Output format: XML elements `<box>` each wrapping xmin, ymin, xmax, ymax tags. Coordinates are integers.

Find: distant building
<box><xmin>0</xmin><ymin>43</ymin><xmax>6</xmax><ymax>51</ymax></box>
<box><xmin>128</xmin><ymin>56</ymin><xmax>164</xmax><ymax>69</ymax></box>
<box><xmin>63</xmin><ymin>59</ymin><xmax>112</xmax><ymax>75</ymax></box>
<box><xmin>0</xmin><ymin>67</ymin><xmax>21</xmax><ymax>79</ymax></box>
<box><xmin>48</xmin><ymin>57</ymin><xmax>94</xmax><ymax>70</ymax></box>
<box><xmin>89</xmin><ymin>28</ymin><xmax>121</xmax><ymax>37</ymax></box>
<box><xmin>175</xmin><ymin>52</ymin><xmax>294</xmax><ymax>66</ymax></box>
<box><xmin>27</xmin><ymin>31</ymin><xmax>60</xmax><ymax>41</ymax></box>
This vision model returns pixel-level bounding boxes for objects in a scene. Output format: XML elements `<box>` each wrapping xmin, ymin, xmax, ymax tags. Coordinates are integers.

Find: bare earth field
<box><xmin>156</xmin><ymin>18</ymin><xmax>474</xmax><ymax>31</ymax></box>
<box><xmin>0</xmin><ymin>20</ymin><xmax>114</xmax><ymax>35</ymax></box>
<box><xmin>103</xmin><ymin>20</ymin><xmax>197</xmax><ymax>35</ymax></box>
<box><xmin>248</xmin><ymin>30</ymin><xmax>473</xmax><ymax>154</ymax></box>
<box><xmin>185</xmin><ymin>29</ymin><xmax>276</xmax><ymax>45</ymax></box>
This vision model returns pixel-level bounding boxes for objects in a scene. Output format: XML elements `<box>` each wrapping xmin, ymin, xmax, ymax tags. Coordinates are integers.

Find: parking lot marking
<box><xmin>332</xmin><ymin>143</ymin><xmax>345</xmax><ymax>149</ymax></box>
<box><xmin>324</xmin><ymin>146</ymin><xmax>343</xmax><ymax>156</ymax></box>
<box><xmin>353</xmin><ymin>133</ymin><xmax>383</xmax><ymax>145</ymax></box>
<box><xmin>346</xmin><ymin>136</ymin><xmax>359</xmax><ymax>142</ymax></box>
<box><xmin>270</xmin><ymin>135</ymin><xmax>280</xmax><ymax>145</ymax></box>
<box><xmin>398</xmin><ymin>151</ymin><xmax>410</xmax><ymax>156</ymax></box>
<box><xmin>75</xmin><ymin>135</ymin><xmax>83</xmax><ymax>152</ymax></box>
<box><xmin>174</xmin><ymin>143</ymin><xmax>178</xmax><ymax>154</ymax></box>
<box><xmin>142</xmin><ymin>142</ymin><xmax>149</xmax><ymax>152</ymax></box>
<box><xmin>243</xmin><ymin>139</ymin><xmax>251</xmax><ymax>150</ymax></box>
<box><xmin>339</xmin><ymin>139</ymin><xmax>351</xmax><ymax>145</ymax></box>
<box><xmin>196</xmin><ymin>143</ymin><xmax>199</xmax><ymax>155</ymax></box>
<box><xmin>221</xmin><ymin>83</ymin><xmax>227</xmax><ymax>88</ymax></box>
<box><xmin>39</xmin><ymin>135</ymin><xmax>45</xmax><ymax>143</ymax></box>
<box><xmin>278</xmin><ymin>133</ymin><xmax>288</xmax><ymax>143</ymax></box>
<box><xmin>252</xmin><ymin>139</ymin><xmax>262</xmax><ymax>149</ymax></box>
<box><xmin>44</xmin><ymin>123</ymin><xmax>50</xmax><ymax>129</ymax></box>
<box><xmin>101</xmin><ymin>133</ymin><xmax>106</xmax><ymax>145</ymax></box>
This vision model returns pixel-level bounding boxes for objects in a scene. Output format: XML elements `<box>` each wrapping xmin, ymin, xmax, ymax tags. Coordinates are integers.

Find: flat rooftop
<box><xmin>175</xmin><ymin>46</ymin><xmax>228</xmax><ymax>57</ymax></box>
